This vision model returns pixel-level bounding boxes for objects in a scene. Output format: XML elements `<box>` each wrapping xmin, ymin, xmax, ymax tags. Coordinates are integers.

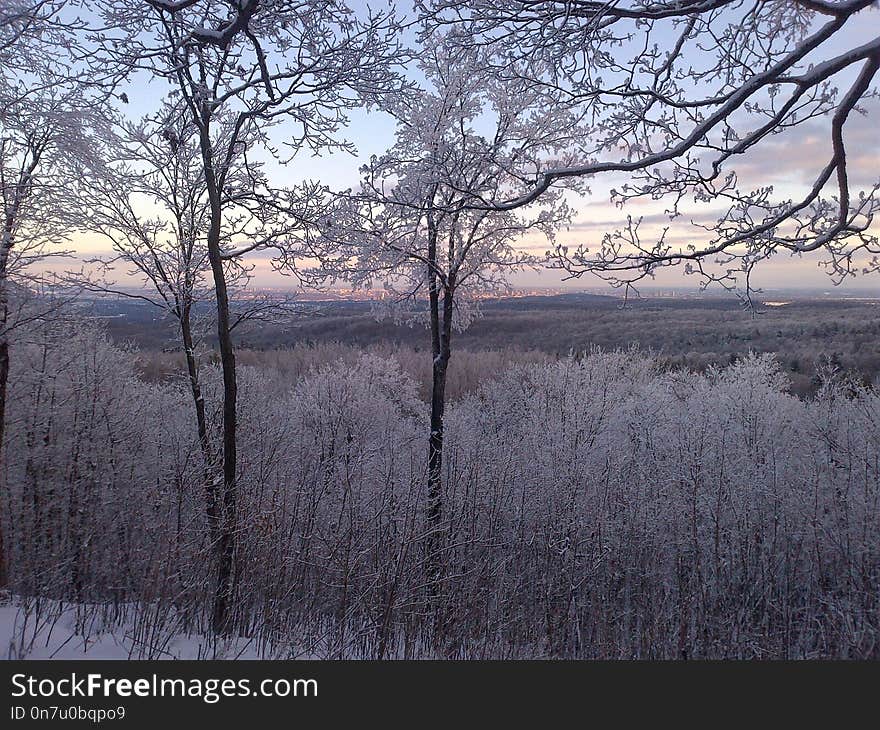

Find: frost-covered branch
<box><xmin>424</xmin><ymin>0</ymin><xmax>880</xmax><ymax>292</ymax></box>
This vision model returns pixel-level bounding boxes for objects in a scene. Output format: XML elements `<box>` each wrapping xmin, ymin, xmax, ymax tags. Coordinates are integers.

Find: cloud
<box><xmin>719</xmin><ymin>98</ymin><xmax>880</xmax><ymax>190</ymax></box>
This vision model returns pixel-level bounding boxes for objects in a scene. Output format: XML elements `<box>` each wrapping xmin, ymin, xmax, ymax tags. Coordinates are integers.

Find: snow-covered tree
<box><xmin>81</xmin><ymin>95</ymin><xmax>324</xmax><ymax>580</ymax></box>
<box><xmin>319</xmin><ymin>35</ymin><xmax>577</xmax><ymax>594</ymax></box>
<box><xmin>79</xmin><ymin>103</ymin><xmax>231</xmax><ymax>553</ymax></box>
<box><xmin>90</xmin><ymin>0</ymin><xmax>405</xmax><ymax>634</ymax></box>
<box><xmin>0</xmin><ymin>0</ymin><xmax>103</xmax><ymax>591</ymax></box>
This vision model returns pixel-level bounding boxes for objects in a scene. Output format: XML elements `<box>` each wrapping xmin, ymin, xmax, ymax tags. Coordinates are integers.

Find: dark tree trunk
<box><xmin>199</xmin><ymin>122</ymin><xmax>238</xmax><ymax>636</ymax></box>
<box><xmin>425</xmin><ymin>216</ymin><xmax>454</xmax><ymax>592</ymax></box>
<box><xmin>0</xmin><ymin>227</ymin><xmax>13</xmax><ymax>592</ymax></box>
<box><xmin>0</xmin><ymin>325</ymin><xmax>8</xmax><ymax>591</ymax></box>
<box><xmin>179</xmin><ymin>306</ymin><xmax>220</xmax><ymax>543</ymax></box>
<box><xmin>0</xmin><ymin>148</ymin><xmax>42</xmax><ymax>594</ymax></box>
<box><xmin>427</xmin><ymin>295</ymin><xmax>452</xmax><ymax>559</ymax></box>
<box><xmin>207</xmin><ymin>217</ymin><xmax>237</xmax><ymax>636</ymax></box>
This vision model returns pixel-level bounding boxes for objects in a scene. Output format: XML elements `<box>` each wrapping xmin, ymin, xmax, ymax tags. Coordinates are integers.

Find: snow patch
<box><xmin>1</xmin><ymin>599</ymin><xmax>263</xmax><ymax>660</ymax></box>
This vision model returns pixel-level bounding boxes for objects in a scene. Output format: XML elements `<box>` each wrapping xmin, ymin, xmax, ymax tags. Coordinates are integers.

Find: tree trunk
<box><xmin>207</xmin><ymin>225</ymin><xmax>237</xmax><ymax>636</ymax></box>
<box><xmin>179</xmin><ymin>306</ymin><xmax>220</xmax><ymax>544</ymax></box>
<box><xmin>0</xmin><ymin>147</ymin><xmax>43</xmax><ymax>594</ymax></box>
<box><xmin>426</xmin><ymin>273</ymin><xmax>454</xmax><ymax>592</ymax></box>
<box><xmin>0</xmin><ymin>323</ymin><xmax>8</xmax><ymax>592</ymax></box>
<box><xmin>0</xmin><ymin>226</ymin><xmax>13</xmax><ymax>592</ymax></box>
<box><xmin>427</xmin><ymin>354</ymin><xmax>448</xmax><ymax>557</ymax></box>
<box><xmin>199</xmin><ymin>122</ymin><xmax>238</xmax><ymax>636</ymax></box>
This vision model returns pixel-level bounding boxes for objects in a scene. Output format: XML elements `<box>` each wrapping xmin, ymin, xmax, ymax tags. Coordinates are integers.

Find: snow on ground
<box><xmin>0</xmin><ymin>599</ymin><xmax>263</xmax><ymax>660</ymax></box>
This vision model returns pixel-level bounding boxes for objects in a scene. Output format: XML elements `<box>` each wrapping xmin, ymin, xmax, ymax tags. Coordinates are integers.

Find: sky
<box><xmin>58</xmin><ymin>1</ymin><xmax>880</xmax><ymax>295</ymax></box>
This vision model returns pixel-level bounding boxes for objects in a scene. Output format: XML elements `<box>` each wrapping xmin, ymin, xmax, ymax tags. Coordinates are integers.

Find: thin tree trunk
<box><xmin>426</xmin><ymin>267</ymin><xmax>454</xmax><ymax>593</ymax></box>
<box><xmin>199</xmin><ymin>122</ymin><xmax>238</xmax><ymax>636</ymax></box>
<box><xmin>0</xmin><ymin>223</ymin><xmax>14</xmax><ymax>591</ymax></box>
<box><xmin>426</xmin><ymin>352</ymin><xmax>448</xmax><ymax>566</ymax></box>
<box><xmin>179</xmin><ymin>306</ymin><xmax>220</xmax><ymax>544</ymax></box>
<box><xmin>0</xmin><ymin>319</ymin><xmax>8</xmax><ymax>591</ymax></box>
<box><xmin>0</xmin><ymin>146</ymin><xmax>41</xmax><ymax>593</ymax></box>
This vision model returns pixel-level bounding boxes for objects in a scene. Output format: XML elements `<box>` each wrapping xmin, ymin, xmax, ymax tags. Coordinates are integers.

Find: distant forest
<box><xmin>94</xmin><ymin>294</ymin><xmax>880</xmax><ymax>399</ymax></box>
